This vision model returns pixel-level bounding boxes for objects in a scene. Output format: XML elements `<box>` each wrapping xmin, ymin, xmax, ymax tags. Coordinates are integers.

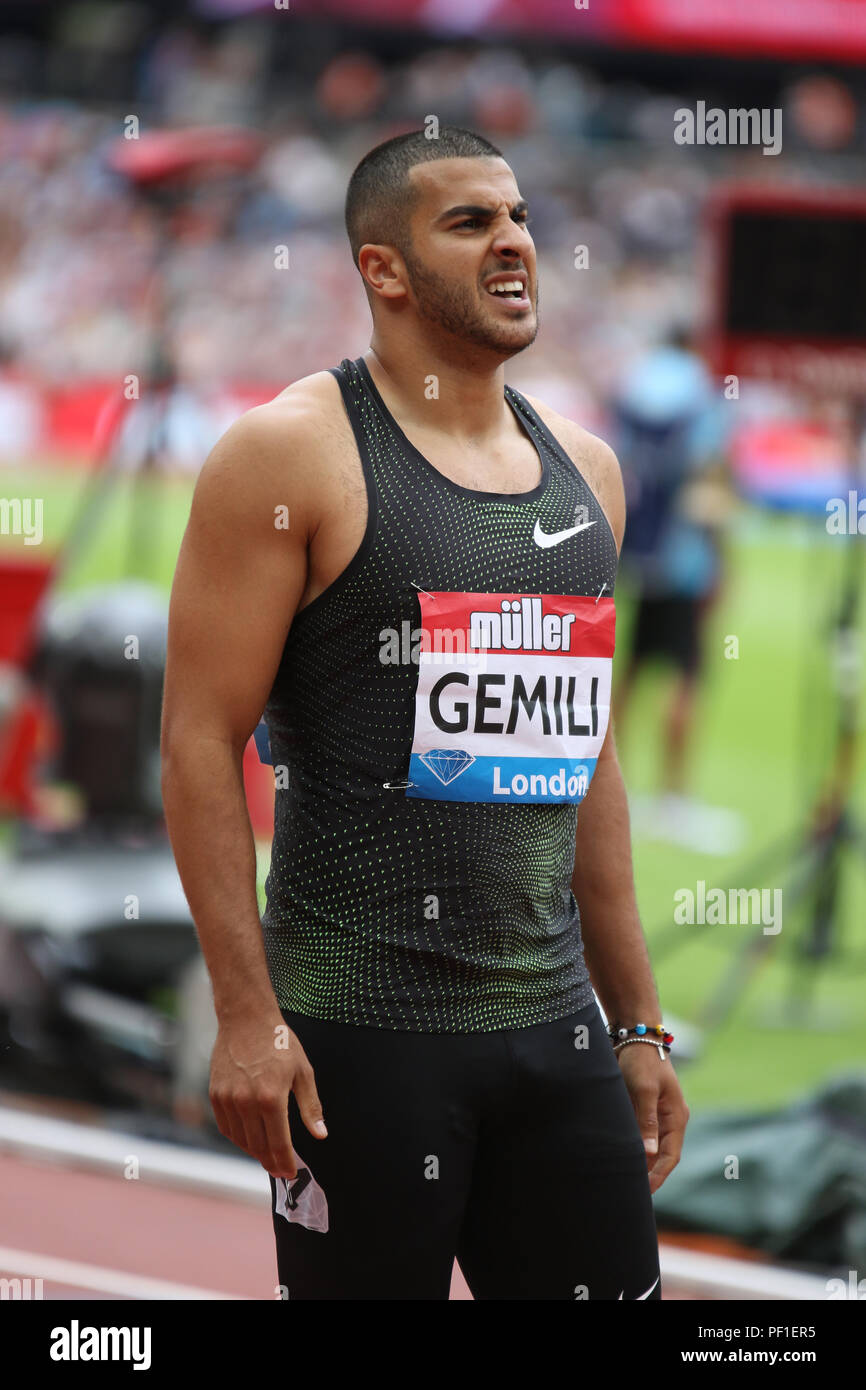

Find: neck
<box><xmin>365</xmin><ymin>326</ymin><xmax>510</xmax><ymax>447</ymax></box>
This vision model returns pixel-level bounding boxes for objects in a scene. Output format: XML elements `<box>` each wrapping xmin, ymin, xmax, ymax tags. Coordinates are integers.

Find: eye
<box><xmin>454</xmin><ymin>213</ymin><xmax>532</xmax><ymax>230</ymax></box>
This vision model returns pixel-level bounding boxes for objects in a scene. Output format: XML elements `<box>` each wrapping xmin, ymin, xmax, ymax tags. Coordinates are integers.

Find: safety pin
<box><xmin>383</xmin><ymin>779</ymin><xmax>415</xmax><ymax>789</ymax></box>
<box><xmin>595</xmin><ymin>582</ymin><xmax>608</xmax><ymax>605</ymax></box>
<box><xmin>409</xmin><ymin>581</ymin><xmax>435</xmax><ymax>600</ymax></box>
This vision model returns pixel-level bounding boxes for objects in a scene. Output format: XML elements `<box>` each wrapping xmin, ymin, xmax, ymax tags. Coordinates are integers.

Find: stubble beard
<box><xmin>402</xmin><ymin>248</ymin><xmax>539</xmax><ymax>359</ymax></box>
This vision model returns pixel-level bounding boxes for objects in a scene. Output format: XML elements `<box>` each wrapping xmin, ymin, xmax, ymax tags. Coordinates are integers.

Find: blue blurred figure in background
<box><xmin>611</xmin><ymin>325</ymin><xmax>742</xmax><ymax>853</ymax></box>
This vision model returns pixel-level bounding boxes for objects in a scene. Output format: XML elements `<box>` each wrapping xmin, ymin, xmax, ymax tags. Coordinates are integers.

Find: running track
<box><xmin>0</xmin><ymin>1149</ymin><xmax>474</xmax><ymax>1300</ymax></box>
<box><xmin>4</xmin><ymin>1146</ymin><xmax>825</xmax><ymax>1301</ymax></box>
<box><xmin>0</xmin><ymin>1101</ymin><xmax>829</xmax><ymax>1301</ymax></box>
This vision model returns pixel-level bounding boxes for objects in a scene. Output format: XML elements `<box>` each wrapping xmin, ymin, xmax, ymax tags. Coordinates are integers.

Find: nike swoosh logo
<box><xmin>618</xmin><ymin>1274</ymin><xmax>660</xmax><ymax>1300</ymax></box>
<box><xmin>532</xmin><ymin>519</ymin><xmax>596</xmax><ymax>548</ymax></box>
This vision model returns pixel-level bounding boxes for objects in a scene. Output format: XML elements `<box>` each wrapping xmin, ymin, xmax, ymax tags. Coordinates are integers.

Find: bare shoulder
<box><xmin>191</xmin><ymin>369</ymin><xmax>347</xmax><ymax>537</ymax></box>
<box><xmin>522</xmin><ymin>392</ymin><xmax>625</xmax><ymax>553</ymax></box>
<box><xmin>269</xmin><ymin>367</ymin><xmax>345</xmax><ymax>416</ymax></box>
<box><xmin>215</xmin><ymin>369</ymin><xmax>343</xmax><ymax>466</ymax></box>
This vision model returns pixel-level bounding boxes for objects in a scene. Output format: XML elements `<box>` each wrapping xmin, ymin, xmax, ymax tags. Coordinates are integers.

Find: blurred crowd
<box><xmin>0</xmin><ymin>15</ymin><xmax>863</xmax><ymax>459</ymax></box>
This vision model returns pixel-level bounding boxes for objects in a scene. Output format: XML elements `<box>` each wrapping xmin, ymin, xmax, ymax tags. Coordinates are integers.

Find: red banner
<box><xmin>269</xmin><ymin>0</ymin><xmax>866</xmax><ymax>63</ymax></box>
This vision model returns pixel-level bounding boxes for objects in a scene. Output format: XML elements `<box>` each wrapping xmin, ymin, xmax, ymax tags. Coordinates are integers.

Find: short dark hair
<box><xmin>345</xmin><ymin>126</ymin><xmax>504</xmax><ymax>273</ymax></box>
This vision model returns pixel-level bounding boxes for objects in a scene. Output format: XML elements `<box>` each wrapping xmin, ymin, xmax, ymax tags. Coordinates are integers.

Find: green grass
<box><xmin>617</xmin><ymin>516</ymin><xmax>866</xmax><ymax>1109</ymax></box>
<box><xmin>3</xmin><ymin>465</ymin><xmax>865</xmax><ymax>1112</ymax></box>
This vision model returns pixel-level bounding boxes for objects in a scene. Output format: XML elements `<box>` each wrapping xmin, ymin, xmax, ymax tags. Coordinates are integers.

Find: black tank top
<box><xmin>261</xmin><ymin>355</ymin><xmax>618</xmax><ymax>1031</ymax></box>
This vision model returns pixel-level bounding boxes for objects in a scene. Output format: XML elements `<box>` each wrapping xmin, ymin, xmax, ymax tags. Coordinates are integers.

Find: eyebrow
<box><xmin>435</xmin><ymin>199</ymin><xmax>530</xmax><ymax>225</ymax></box>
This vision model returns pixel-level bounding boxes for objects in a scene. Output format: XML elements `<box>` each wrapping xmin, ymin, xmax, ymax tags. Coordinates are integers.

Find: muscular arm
<box><xmin>538</xmin><ymin>411</ymin><xmax>688</xmax><ymax>1190</ymax></box>
<box><xmin>572</xmin><ymin>722</ymin><xmax>689</xmax><ymax>1193</ymax></box>
<box><xmin>160</xmin><ymin>396</ymin><xmax>328</xmax><ymax>1177</ymax></box>
<box><xmin>570</xmin><ymin>725</ymin><xmax>661</xmax><ymax>1029</ymax></box>
<box><xmin>161</xmin><ymin>405</ymin><xmax>307</xmax><ymax>1019</ymax></box>
<box><xmin>564</xmin><ymin>433</ymin><xmax>661</xmax><ymax>1024</ymax></box>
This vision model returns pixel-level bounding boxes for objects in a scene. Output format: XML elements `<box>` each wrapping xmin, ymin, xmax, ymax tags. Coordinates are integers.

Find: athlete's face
<box><xmin>400</xmin><ymin>157</ymin><xmax>538</xmax><ymax>358</ymax></box>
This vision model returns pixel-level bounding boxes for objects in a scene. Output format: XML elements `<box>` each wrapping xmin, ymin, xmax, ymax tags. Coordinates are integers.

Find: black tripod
<box><xmin>649</xmin><ymin>400</ymin><xmax>866</xmax><ymax>1034</ymax></box>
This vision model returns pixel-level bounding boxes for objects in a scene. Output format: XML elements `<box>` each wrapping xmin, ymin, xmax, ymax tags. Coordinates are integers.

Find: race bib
<box><xmin>406</xmin><ymin>591</ymin><xmax>615</xmax><ymax>804</ymax></box>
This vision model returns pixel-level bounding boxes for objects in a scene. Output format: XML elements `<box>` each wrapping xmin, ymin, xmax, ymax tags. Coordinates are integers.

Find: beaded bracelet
<box><xmin>608</xmin><ymin>1023</ymin><xmax>675</xmax><ymax>1047</ymax></box>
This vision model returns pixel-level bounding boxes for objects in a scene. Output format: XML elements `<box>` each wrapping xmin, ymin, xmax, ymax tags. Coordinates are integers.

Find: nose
<box><xmin>490</xmin><ymin>238</ymin><xmax>527</xmax><ymax>266</ymax></box>
<box><xmin>490</xmin><ymin>213</ymin><xmax>532</xmax><ymax>264</ymax></box>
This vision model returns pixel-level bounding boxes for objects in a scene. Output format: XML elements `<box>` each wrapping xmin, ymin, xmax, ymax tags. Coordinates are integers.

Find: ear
<box><xmin>358</xmin><ymin>244</ymin><xmax>408</xmax><ymax>302</ymax></box>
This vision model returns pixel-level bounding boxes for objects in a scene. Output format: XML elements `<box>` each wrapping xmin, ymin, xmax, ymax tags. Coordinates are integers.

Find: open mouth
<box><xmin>486</xmin><ymin>280</ymin><xmax>527</xmax><ymax>300</ymax></box>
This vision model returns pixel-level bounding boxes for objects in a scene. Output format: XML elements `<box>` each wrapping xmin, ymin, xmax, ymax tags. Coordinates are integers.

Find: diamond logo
<box><xmin>419</xmin><ymin>749</ymin><xmax>476</xmax><ymax>785</ymax></box>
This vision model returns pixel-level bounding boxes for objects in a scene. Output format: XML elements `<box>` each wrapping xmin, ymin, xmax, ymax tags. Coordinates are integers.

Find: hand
<box><xmin>616</xmin><ymin>1043</ymin><xmax>689</xmax><ymax>1194</ymax></box>
<box><xmin>208</xmin><ymin>1010</ymin><xmax>327</xmax><ymax>1179</ymax></box>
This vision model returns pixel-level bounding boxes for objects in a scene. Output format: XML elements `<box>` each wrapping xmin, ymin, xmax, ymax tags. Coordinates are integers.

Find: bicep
<box><xmin>161</xmin><ymin>413</ymin><xmax>312</xmax><ymax>758</ymax></box>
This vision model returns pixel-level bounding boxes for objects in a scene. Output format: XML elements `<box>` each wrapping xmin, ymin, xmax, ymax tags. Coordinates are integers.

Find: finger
<box><xmin>632</xmin><ymin>1081</ymin><xmax>659</xmax><ymax>1159</ymax></box>
<box><xmin>260</xmin><ymin>1095</ymin><xmax>298</xmax><ymax>1179</ymax></box>
<box><xmin>210</xmin><ymin>1093</ymin><xmax>249</xmax><ymax>1154</ymax></box>
<box><xmin>648</xmin><ymin>1120</ymin><xmax>686</xmax><ymax>1193</ymax></box>
<box><xmin>209</xmin><ymin>1092</ymin><xmax>229</xmax><ymax>1138</ymax></box>
<box><xmin>292</xmin><ymin>1062</ymin><xmax>328</xmax><ymax>1140</ymax></box>
<box><xmin>232</xmin><ymin>1092</ymin><xmax>270</xmax><ymax>1161</ymax></box>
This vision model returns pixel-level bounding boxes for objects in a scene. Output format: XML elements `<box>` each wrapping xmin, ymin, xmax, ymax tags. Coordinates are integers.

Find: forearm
<box><xmin>161</xmin><ymin>738</ymin><xmax>279</xmax><ymax>1023</ymax></box>
<box><xmin>572</xmin><ymin>741</ymin><xmax>662</xmax><ymax>1028</ymax></box>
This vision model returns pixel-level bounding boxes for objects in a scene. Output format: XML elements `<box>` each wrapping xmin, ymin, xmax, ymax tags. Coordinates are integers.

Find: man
<box><xmin>160</xmin><ymin>127</ymin><xmax>688</xmax><ymax>1300</ymax></box>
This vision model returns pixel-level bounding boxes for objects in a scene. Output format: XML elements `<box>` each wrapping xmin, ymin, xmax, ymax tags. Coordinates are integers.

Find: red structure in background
<box><xmin>242</xmin><ymin>738</ymin><xmax>276</xmax><ymax>839</ymax></box>
<box><xmin>34</xmin><ymin>380</ymin><xmax>282</xmax><ymax>461</ymax></box>
<box><xmin>0</xmin><ymin>551</ymin><xmax>275</xmax><ymax>836</ymax></box>
<box><xmin>0</xmin><ymin>551</ymin><xmax>275</xmax><ymax>835</ymax></box>
<box><xmin>283</xmin><ymin>0</ymin><xmax>866</xmax><ymax>64</ymax></box>
<box><xmin>703</xmin><ymin>184</ymin><xmax>866</xmax><ymax>395</ymax></box>
<box><xmin>0</xmin><ymin>557</ymin><xmax>58</xmax><ymax>817</ymax></box>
